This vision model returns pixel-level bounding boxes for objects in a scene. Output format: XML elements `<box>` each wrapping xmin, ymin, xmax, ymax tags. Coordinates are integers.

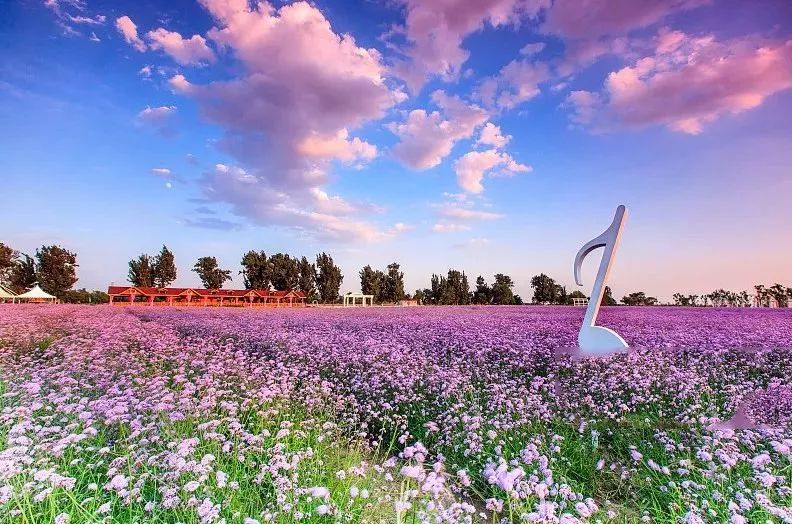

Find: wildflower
<box><xmin>394</xmin><ymin>501</ymin><xmax>412</xmax><ymax>512</ymax></box>
<box><xmin>54</xmin><ymin>513</ymin><xmax>69</xmax><ymax>524</ymax></box>
<box><xmin>216</xmin><ymin>470</ymin><xmax>227</xmax><ymax>488</ymax></box>
<box><xmin>315</xmin><ymin>505</ymin><xmax>330</xmax><ymax>515</ymax></box>
<box><xmin>310</xmin><ymin>486</ymin><xmax>330</xmax><ymax>500</ymax></box>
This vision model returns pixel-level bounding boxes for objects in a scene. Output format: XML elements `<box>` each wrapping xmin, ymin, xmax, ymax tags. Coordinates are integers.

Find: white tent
<box><xmin>0</xmin><ymin>285</ymin><xmax>17</xmax><ymax>303</ymax></box>
<box><xmin>16</xmin><ymin>283</ymin><xmax>57</xmax><ymax>303</ymax></box>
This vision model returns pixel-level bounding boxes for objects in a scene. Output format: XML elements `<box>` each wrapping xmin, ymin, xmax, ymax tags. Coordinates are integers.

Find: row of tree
<box><xmin>753</xmin><ymin>284</ymin><xmax>791</xmax><ymax>308</ymax></box>
<box><xmin>127</xmin><ymin>246</ymin><xmax>178</xmax><ymax>288</ymax></box>
<box><xmin>359</xmin><ymin>263</ymin><xmax>406</xmax><ymax>304</ymax></box>
<box><xmin>239</xmin><ymin>251</ymin><xmax>343</xmax><ymax>303</ymax></box>
<box><xmin>0</xmin><ymin>242</ymin><xmax>78</xmax><ymax>299</ymax></box>
<box><xmin>127</xmin><ymin>249</ymin><xmax>345</xmax><ymax>303</ymax></box>
<box><xmin>411</xmin><ymin>270</ymin><xmax>523</xmax><ymax>305</ymax></box>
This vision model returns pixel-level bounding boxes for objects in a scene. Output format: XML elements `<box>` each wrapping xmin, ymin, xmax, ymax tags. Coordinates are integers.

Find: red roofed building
<box><xmin>107</xmin><ymin>286</ymin><xmax>306</xmax><ymax>307</ymax></box>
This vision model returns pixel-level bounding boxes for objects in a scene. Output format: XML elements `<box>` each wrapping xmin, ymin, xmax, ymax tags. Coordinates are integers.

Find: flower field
<box><xmin>1</xmin><ymin>305</ymin><xmax>791</xmax><ymax>524</ymax></box>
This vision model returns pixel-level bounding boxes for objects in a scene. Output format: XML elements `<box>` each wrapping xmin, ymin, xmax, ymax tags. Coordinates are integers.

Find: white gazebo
<box><xmin>16</xmin><ymin>283</ymin><xmax>57</xmax><ymax>303</ymax></box>
<box><xmin>0</xmin><ymin>284</ymin><xmax>17</xmax><ymax>303</ymax></box>
<box><xmin>343</xmin><ymin>292</ymin><xmax>374</xmax><ymax>307</ymax></box>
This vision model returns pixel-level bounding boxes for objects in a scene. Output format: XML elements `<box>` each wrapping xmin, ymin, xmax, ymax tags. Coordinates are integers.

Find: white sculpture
<box><xmin>573</xmin><ymin>205</ymin><xmax>629</xmax><ymax>353</ymax></box>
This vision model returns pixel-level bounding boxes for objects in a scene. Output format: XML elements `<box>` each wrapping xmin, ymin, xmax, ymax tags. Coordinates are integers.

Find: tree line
<box><xmin>410</xmin><ymin>270</ymin><xmax>522</xmax><ymax>305</ymax></box>
<box><xmin>126</xmin><ymin>249</ymin><xmax>344</xmax><ymax>303</ymax></box>
<box><xmin>673</xmin><ymin>284</ymin><xmax>791</xmax><ymax>307</ymax></box>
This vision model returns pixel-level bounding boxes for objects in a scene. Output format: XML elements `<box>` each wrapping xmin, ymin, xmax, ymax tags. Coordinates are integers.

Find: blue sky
<box><xmin>1</xmin><ymin>0</ymin><xmax>791</xmax><ymax>300</ymax></box>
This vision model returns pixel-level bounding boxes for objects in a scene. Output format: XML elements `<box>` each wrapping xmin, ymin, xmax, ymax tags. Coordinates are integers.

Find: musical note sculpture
<box><xmin>573</xmin><ymin>205</ymin><xmax>629</xmax><ymax>353</ymax></box>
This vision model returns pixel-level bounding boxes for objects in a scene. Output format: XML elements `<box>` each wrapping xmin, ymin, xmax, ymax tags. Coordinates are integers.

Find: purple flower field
<box><xmin>1</xmin><ymin>305</ymin><xmax>791</xmax><ymax>523</ymax></box>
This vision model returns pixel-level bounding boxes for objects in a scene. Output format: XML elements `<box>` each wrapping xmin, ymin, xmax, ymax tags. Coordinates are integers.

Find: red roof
<box><xmin>107</xmin><ymin>286</ymin><xmax>306</xmax><ymax>298</ymax></box>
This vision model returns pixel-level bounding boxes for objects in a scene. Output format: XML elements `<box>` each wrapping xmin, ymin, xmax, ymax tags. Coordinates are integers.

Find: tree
<box><xmin>360</xmin><ymin>265</ymin><xmax>383</xmax><ymax>303</ymax></box>
<box><xmin>601</xmin><ymin>286</ymin><xmax>617</xmax><ymax>306</ymax></box>
<box><xmin>10</xmin><ymin>253</ymin><xmax>36</xmax><ymax>294</ymax></box>
<box><xmin>315</xmin><ymin>252</ymin><xmax>343</xmax><ymax>303</ymax></box>
<box><xmin>297</xmin><ymin>256</ymin><xmax>317</xmax><ymax>300</ymax></box>
<box><xmin>382</xmin><ymin>262</ymin><xmax>406</xmax><ymax>303</ymax></box>
<box><xmin>192</xmin><ymin>256</ymin><xmax>231</xmax><ymax>289</ymax></box>
<box><xmin>530</xmin><ymin>274</ymin><xmax>557</xmax><ymax>304</ymax></box>
<box><xmin>514</xmin><ymin>295</ymin><xmax>524</xmax><ymax>305</ymax></box>
<box><xmin>754</xmin><ymin>285</ymin><xmax>768</xmax><ymax>307</ymax></box>
<box><xmin>36</xmin><ymin>245</ymin><xmax>78</xmax><ymax>298</ymax></box>
<box><xmin>0</xmin><ymin>242</ymin><xmax>16</xmax><ymax>286</ymax></box>
<box><xmin>269</xmin><ymin>253</ymin><xmax>300</xmax><ymax>290</ymax></box>
<box><xmin>240</xmin><ymin>250</ymin><xmax>270</xmax><ymax>290</ymax></box>
<box><xmin>128</xmin><ymin>254</ymin><xmax>154</xmax><ymax>287</ymax></box>
<box><xmin>151</xmin><ymin>245</ymin><xmax>177</xmax><ymax>288</ymax></box>
<box><xmin>768</xmin><ymin>283</ymin><xmax>788</xmax><ymax>308</ymax></box>
<box><xmin>491</xmin><ymin>273</ymin><xmax>515</xmax><ymax>305</ymax></box>
<box><xmin>473</xmin><ymin>276</ymin><xmax>491</xmax><ymax>305</ymax></box>
<box><xmin>554</xmin><ymin>284</ymin><xmax>567</xmax><ymax>305</ymax></box>
<box><xmin>568</xmin><ymin>290</ymin><xmax>587</xmax><ymax>304</ymax></box>
<box><xmin>621</xmin><ymin>291</ymin><xmax>657</xmax><ymax>306</ymax></box>
<box><xmin>424</xmin><ymin>269</ymin><xmax>471</xmax><ymax>305</ymax></box>
<box><xmin>62</xmin><ymin>289</ymin><xmax>109</xmax><ymax>304</ymax></box>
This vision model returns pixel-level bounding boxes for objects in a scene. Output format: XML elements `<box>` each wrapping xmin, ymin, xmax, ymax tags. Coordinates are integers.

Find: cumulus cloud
<box><xmin>115</xmin><ymin>15</ymin><xmax>146</xmax><ymax>52</ymax></box>
<box><xmin>477</xmin><ymin>122</ymin><xmax>510</xmax><ymax>148</ymax></box>
<box><xmin>146</xmin><ymin>28</ymin><xmax>216</xmax><ymax>65</ymax></box>
<box><xmin>389</xmin><ymin>90</ymin><xmax>488</xmax><ymax>169</ymax></box>
<box><xmin>297</xmin><ymin>130</ymin><xmax>377</xmax><ymax>165</ymax></box>
<box><xmin>390</xmin><ymin>0</ymin><xmax>550</xmax><ymax>92</ymax></box>
<box><xmin>564</xmin><ymin>33</ymin><xmax>792</xmax><ymax>134</ymax></box>
<box><xmin>172</xmin><ymin>1</ymin><xmax>399</xmax><ymax>193</ymax></box>
<box><xmin>164</xmin><ymin>1</ymin><xmax>405</xmax><ymax>241</ymax></box>
<box><xmin>477</xmin><ymin>58</ymin><xmax>549</xmax><ymax>109</ymax></box>
<box><xmin>200</xmin><ymin>164</ymin><xmax>392</xmax><ymax>242</ymax></box>
<box><xmin>454</xmin><ymin>149</ymin><xmax>531</xmax><ymax>193</ymax></box>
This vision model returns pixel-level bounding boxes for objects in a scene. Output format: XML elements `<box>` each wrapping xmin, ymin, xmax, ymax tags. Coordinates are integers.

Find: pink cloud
<box><xmin>390</xmin><ymin>0</ymin><xmax>549</xmax><ymax>92</ymax></box>
<box><xmin>115</xmin><ymin>15</ymin><xmax>146</xmax><ymax>52</ymax></box>
<box><xmin>389</xmin><ymin>91</ymin><xmax>488</xmax><ymax>169</ymax></box>
<box><xmin>454</xmin><ymin>149</ymin><xmax>530</xmax><ymax>193</ymax></box>
<box><xmin>167</xmin><ymin>1</ymin><xmax>403</xmax><ymax>241</ymax></box>
<box><xmin>542</xmin><ymin>0</ymin><xmax>708</xmax><ymax>40</ymax></box>
<box><xmin>477</xmin><ymin>122</ymin><xmax>510</xmax><ymax>148</ymax></box>
<box><xmin>146</xmin><ymin>28</ymin><xmax>216</xmax><ymax>65</ymax></box>
<box><xmin>200</xmin><ymin>164</ymin><xmax>399</xmax><ymax>242</ymax></box>
<box><xmin>565</xmin><ymin>33</ymin><xmax>792</xmax><ymax>134</ymax></box>
<box><xmin>476</xmin><ymin>59</ymin><xmax>549</xmax><ymax>109</ymax></box>
<box><xmin>297</xmin><ymin>130</ymin><xmax>377</xmax><ymax>165</ymax></box>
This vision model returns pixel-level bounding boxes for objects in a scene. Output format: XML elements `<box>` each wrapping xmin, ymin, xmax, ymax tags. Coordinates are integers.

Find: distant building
<box><xmin>107</xmin><ymin>286</ymin><xmax>306</xmax><ymax>307</ymax></box>
<box><xmin>397</xmin><ymin>298</ymin><xmax>419</xmax><ymax>306</ymax></box>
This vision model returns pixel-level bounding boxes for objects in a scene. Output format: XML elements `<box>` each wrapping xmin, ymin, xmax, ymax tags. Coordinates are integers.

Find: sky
<box><xmin>1</xmin><ymin>0</ymin><xmax>791</xmax><ymax>302</ymax></box>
